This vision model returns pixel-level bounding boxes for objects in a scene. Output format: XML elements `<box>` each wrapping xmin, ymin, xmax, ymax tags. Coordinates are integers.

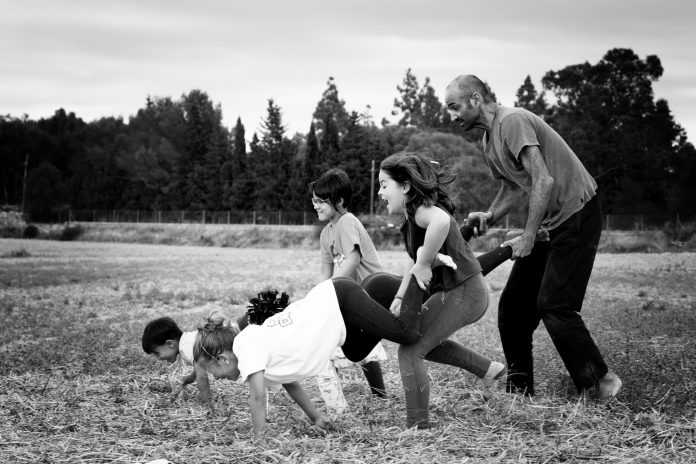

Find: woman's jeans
<box><xmin>361</xmin><ymin>272</ymin><xmax>491</xmax><ymax>427</ymax></box>
<box><xmin>498</xmin><ymin>195</ymin><xmax>608</xmax><ymax>395</ymax></box>
<box><xmin>332</xmin><ymin>276</ymin><xmax>423</xmax><ymax>363</ymax></box>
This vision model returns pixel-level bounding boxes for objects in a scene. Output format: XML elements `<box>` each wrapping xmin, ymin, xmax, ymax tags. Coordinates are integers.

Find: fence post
<box><xmin>253</xmin><ymin>211</ymin><xmax>256</xmax><ymax>225</ymax></box>
<box><xmin>278</xmin><ymin>210</ymin><xmax>281</xmax><ymax>225</ymax></box>
<box><xmin>606</xmin><ymin>214</ymin><xmax>610</xmax><ymax>231</ymax></box>
<box><xmin>227</xmin><ymin>211</ymin><xmax>230</xmax><ymax>224</ymax></box>
<box><xmin>202</xmin><ymin>210</ymin><xmax>205</xmax><ymax>224</ymax></box>
<box><xmin>158</xmin><ymin>210</ymin><xmax>161</xmax><ymax>223</ymax></box>
<box><xmin>303</xmin><ymin>211</ymin><xmax>307</xmax><ymax>225</ymax></box>
<box><xmin>136</xmin><ymin>210</ymin><xmax>139</xmax><ymax>223</ymax></box>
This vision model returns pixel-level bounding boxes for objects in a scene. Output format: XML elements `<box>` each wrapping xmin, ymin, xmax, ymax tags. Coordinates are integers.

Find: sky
<box><xmin>2</xmin><ymin>0</ymin><xmax>695</xmax><ymax>141</ymax></box>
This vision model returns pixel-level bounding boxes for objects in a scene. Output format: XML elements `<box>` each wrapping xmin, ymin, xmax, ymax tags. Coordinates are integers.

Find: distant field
<box><xmin>1</xmin><ymin>239</ymin><xmax>694</xmax><ymax>463</ymax></box>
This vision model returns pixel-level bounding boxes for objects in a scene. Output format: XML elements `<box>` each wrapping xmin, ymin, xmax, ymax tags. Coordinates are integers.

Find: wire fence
<box><xmin>52</xmin><ymin>209</ymin><xmax>694</xmax><ymax>232</ymax></box>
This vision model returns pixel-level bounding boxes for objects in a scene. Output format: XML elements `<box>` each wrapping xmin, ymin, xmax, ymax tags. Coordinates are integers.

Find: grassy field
<box><xmin>1</xmin><ymin>239</ymin><xmax>695</xmax><ymax>463</ymax></box>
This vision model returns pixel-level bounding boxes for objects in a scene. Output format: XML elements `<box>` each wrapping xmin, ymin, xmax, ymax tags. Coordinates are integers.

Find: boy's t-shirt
<box><xmin>320</xmin><ymin>213</ymin><xmax>382</xmax><ymax>282</ymax></box>
<box><xmin>233</xmin><ymin>280</ymin><xmax>347</xmax><ymax>386</ymax></box>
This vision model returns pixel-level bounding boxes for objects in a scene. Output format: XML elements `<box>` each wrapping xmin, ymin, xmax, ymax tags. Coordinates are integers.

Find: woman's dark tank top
<box><xmin>400</xmin><ymin>208</ymin><xmax>482</xmax><ymax>293</ymax></box>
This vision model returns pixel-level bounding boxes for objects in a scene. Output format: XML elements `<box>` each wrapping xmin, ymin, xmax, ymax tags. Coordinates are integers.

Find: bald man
<box><xmin>444</xmin><ymin>75</ymin><xmax>621</xmax><ymax>400</ymax></box>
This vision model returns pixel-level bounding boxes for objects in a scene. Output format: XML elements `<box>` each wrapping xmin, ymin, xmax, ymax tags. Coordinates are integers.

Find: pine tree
<box><xmin>304</xmin><ymin>123</ymin><xmax>320</xmax><ymax>194</ymax></box>
<box><xmin>313</xmin><ymin>77</ymin><xmax>349</xmax><ymax>140</ymax></box>
<box><xmin>228</xmin><ymin>117</ymin><xmax>248</xmax><ymax>210</ymax></box>
<box><xmin>392</xmin><ymin>68</ymin><xmax>421</xmax><ymax>126</ymax></box>
<box><xmin>514</xmin><ymin>75</ymin><xmax>548</xmax><ymax>116</ymax></box>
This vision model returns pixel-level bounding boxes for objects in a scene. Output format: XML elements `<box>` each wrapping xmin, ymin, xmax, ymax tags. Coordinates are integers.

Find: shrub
<box><xmin>1</xmin><ymin>248</ymin><xmax>31</xmax><ymax>258</ymax></box>
<box><xmin>22</xmin><ymin>224</ymin><xmax>39</xmax><ymax>239</ymax></box>
<box><xmin>0</xmin><ymin>210</ymin><xmax>26</xmax><ymax>238</ymax></box>
<box><xmin>60</xmin><ymin>223</ymin><xmax>84</xmax><ymax>241</ymax></box>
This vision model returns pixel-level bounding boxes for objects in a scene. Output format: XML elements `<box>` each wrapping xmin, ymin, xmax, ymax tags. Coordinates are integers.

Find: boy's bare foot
<box><xmin>598</xmin><ymin>371</ymin><xmax>622</xmax><ymax>400</ymax></box>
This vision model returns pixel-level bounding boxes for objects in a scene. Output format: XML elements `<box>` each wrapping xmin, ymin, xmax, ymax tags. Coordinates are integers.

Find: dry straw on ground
<box><xmin>1</xmin><ymin>239</ymin><xmax>695</xmax><ymax>463</ymax></box>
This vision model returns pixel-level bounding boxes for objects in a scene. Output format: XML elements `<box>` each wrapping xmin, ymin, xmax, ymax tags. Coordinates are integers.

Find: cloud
<box><xmin>1</xmin><ymin>0</ymin><xmax>694</xmax><ymax>138</ymax></box>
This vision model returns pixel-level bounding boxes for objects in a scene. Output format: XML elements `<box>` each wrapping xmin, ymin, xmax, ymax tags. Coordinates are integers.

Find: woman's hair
<box><xmin>141</xmin><ymin>317</ymin><xmax>183</xmax><ymax>354</ymax></box>
<box><xmin>308</xmin><ymin>168</ymin><xmax>352</xmax><ymax>211</ymax></box>
<box><xmin>379</xmin><ymin>151</ymin><xmax>456</xmax><ymax>216</ymax></box>
<box><xmin>193</xmin><ymin>311</ymin><xmax>239</xmax><ymax>362</ymax></box>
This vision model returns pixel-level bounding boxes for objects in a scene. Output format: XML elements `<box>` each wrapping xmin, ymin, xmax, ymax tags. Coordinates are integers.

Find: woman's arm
<box><xmin>283</xmin><ymin>381</ymin><xmax>333</xmax><ymax>431</ymax></box>
<box><xmin>411</xmin><ymin>206</ymin><xmax>450</xmax><ymax>289</ymax></box>
<box><xmin>247</xmin><ymin>371</ymin><xmax>267</xmax><ymax>437</ymax></box>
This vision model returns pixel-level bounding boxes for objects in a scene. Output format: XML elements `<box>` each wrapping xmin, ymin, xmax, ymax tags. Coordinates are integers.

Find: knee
<box><xmin>361</xmin><ymin>273</ymin><xmax>400</xmax><ymax>307</ymax></box>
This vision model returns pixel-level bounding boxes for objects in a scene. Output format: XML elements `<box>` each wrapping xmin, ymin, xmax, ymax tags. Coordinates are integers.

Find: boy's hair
<box><xmin>380</xmin><ymin>151</ymin><xmax>456</xmax><ymax>216</ymax></box>
<box><xmin>309</xmin><ymin>168</ymin><xmax>352</xmax><ymax>211</ymax></box>
<box><xmin>193</xmin><ymin>311</ymin><xmax>239</xmax><ymax>362</ymax></box>
<box><xmin>141</xmin><ymin>317</ymin><xmax>183</xmax><ymax>354</ymax></box>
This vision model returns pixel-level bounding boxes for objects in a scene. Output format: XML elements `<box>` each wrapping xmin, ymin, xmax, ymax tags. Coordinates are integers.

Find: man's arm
<box><xmin>502</xmin><ymin>145</ymin><xmax>553</xmax><ymax>259</ymax></box>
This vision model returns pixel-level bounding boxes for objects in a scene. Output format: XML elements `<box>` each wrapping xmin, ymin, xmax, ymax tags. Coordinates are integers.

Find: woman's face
<box><xmin>378</xmin><ymin>170</ymin><xmax>408</xmax><ymax>215</ymax></box>
<box><xmin>197</xmin><ymin>350</ymin><xmax>240</xmax><ymax>380</ymax></box>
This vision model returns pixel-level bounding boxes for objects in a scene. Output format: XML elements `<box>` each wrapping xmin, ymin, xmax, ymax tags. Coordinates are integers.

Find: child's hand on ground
<box><xmin>313</xmin><ymin>414</ymin><xmax>336</xmax><ymax>434</ymax></box>
<box><xmin>170</xmin><ymin>379</ymin><xmax>185</xmax><ymax>402</ymax></box>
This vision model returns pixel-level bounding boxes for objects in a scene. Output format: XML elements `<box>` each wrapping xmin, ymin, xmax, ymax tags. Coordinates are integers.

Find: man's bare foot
<box><xmin>598</xmin><ymin>371</ymin><xmax>622</xmax><ymax>400</ymax></box>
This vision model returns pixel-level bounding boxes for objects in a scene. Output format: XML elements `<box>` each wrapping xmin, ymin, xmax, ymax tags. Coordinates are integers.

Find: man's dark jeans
<box><xmin>498</xmin><ymin>195</ymin><xmax>608</xmax><ymax>395</ymax></box>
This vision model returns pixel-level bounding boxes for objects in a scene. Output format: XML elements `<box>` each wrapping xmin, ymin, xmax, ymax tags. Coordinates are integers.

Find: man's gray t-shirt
<box><xmin>482</xmin><ymin>107</ymin><xmax>597</xmax><ymax>230</ymax></box>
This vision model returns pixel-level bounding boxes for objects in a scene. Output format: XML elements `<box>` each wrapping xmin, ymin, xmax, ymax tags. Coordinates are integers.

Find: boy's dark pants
<box><xmin>498</xmin><ymin>195</ymin><xmax>608</xmax><ymax>395</ymax></box>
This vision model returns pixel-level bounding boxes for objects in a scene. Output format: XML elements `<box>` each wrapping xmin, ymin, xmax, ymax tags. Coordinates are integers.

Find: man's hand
<box><xmin>501</xmin><ymin>233</ymin><xmax>535</xmax><ymax>259</ymax></box>
<box><xmin>466</xmin><ymin>211</ymin><xmax>493</xmax><ymax>236</ymax></box>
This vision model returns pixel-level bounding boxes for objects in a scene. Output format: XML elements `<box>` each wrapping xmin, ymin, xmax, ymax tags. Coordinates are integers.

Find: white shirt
<box><xmin>233</xmin><ymin>280</ymin><xmax>347</xmax><ymax>386</ymax></box>
<box><xmin>178</xmin><ymin>331</ymin><xmax>197</xmax><ymax>366</ymax></box>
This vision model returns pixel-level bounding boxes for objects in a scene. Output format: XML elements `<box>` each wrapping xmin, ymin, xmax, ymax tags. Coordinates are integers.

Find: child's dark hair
<box><xmin>246</xmin><ymin>289</ymin><xmax>290</xmax><ymax>325</ymax></box>
<box><xmin>309</xmin><ymin>168</ymin><xmax>352</xmax><ymax>211</ymax></box>
<box><xmin>141</xmin><ymin>317</ymin><xmax>183</xmax><ymax>354</ymax></box>
<box><xmin>380</xmin><ymin>151</ymin><xmax>456</xmax><ymax>216</ymax></box>
<box><xmin>193</xmin><ymin>311</ymin><xmax>239</xmax><ymax>362</ymax></box>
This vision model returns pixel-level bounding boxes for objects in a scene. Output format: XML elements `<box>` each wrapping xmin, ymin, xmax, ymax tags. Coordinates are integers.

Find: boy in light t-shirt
<box><xmin>310</xmin><ymin>168</ymin><xmax>388</xmax><ymax>411</ymax></box>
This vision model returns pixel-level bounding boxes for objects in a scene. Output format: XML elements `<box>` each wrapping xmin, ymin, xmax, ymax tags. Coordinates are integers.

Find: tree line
<box><xmin>1</xmin><ymin>48</ymin><xmax>694</xmax><ymax>222</ymax></box>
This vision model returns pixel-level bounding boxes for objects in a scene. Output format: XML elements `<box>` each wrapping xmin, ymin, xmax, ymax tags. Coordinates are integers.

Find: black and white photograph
<box><xmin>1</xmin><ymin>1</ymin><xmax>694</xmax><ymax>462</ymax></box>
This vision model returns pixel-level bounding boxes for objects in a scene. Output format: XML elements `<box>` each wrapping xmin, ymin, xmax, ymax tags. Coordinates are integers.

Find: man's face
<box><xmin>445</xmin><ymin>88</ymin><xmax>480</xmax><ymax>131</ymax></box>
